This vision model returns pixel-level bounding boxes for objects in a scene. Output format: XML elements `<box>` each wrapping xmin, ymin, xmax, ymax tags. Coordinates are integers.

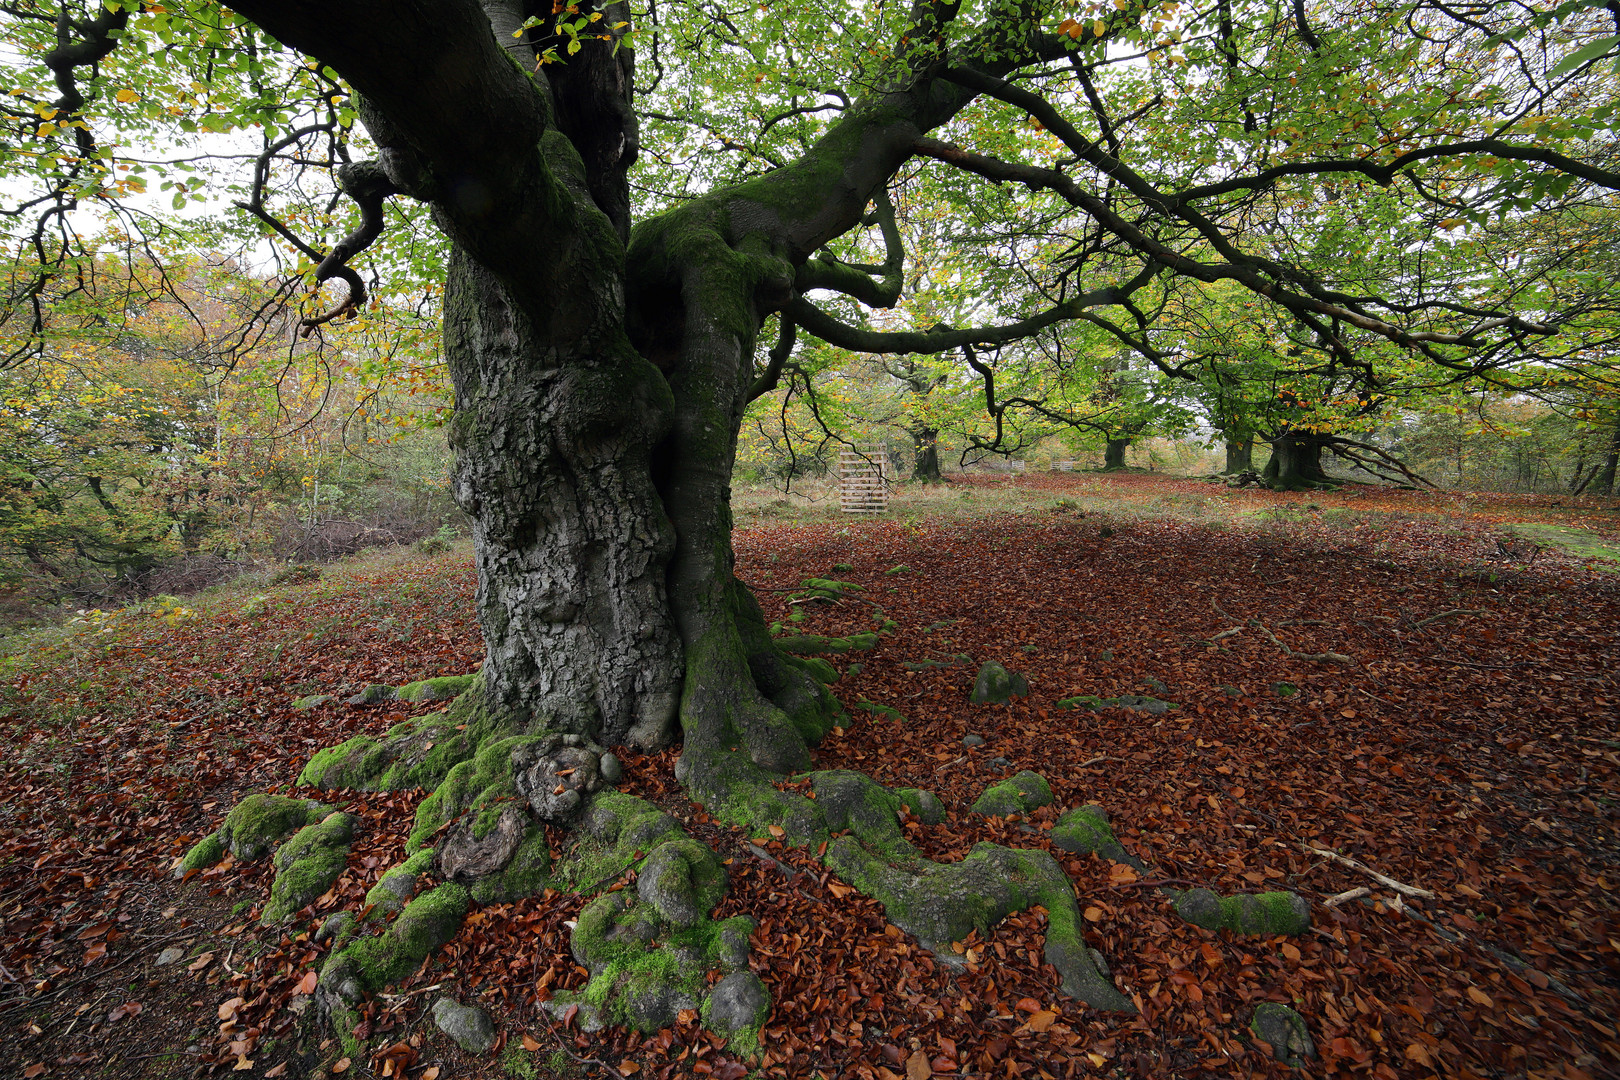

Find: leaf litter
<box><xmin>0</xmin><ymin>475</ymin><xmax>1616</xmax><ymax>1079</ymax></box>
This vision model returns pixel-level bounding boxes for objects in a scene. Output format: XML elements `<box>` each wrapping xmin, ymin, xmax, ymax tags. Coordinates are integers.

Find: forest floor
<box><xmin>1</xmin><ymin>471</ymin><xmax>1617</xmax><ymax>1080</ymax></box>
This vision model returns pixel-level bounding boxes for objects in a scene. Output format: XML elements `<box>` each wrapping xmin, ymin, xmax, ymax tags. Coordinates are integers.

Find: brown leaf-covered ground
<box><xmin>2</xmin><ymin>472</ymin><xmax>1617</xmax><ymax>1080</ymax></box>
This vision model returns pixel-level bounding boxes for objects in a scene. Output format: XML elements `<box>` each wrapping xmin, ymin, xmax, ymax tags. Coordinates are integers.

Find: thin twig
<box><xmin>1321</xmin><ymin>886</ymin><xmax>1371</xmax><ymax>908</ymax></box>
<box><xmin>1411</xmin><ymin>608</ymin><xmax>1485</xmax><ymax>630</ymax></box>
<box><xmin>1077</xmin><ymin>755</ymin><xmax>1125</xmax><ymax>768</ymax></box>
<box><xmin>1299</xmin><ymin>844</ymin><xmax>1435</xmax><ymax>899</ymax></box>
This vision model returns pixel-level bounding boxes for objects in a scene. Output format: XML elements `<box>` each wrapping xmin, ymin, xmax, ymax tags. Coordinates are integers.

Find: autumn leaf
<box><xmin>1024</xmin><ymin>1010</ymin><xmax>1059</xmax><ymax>1033</ymax></box>
<box><xmin>906</xmin><ymin>1049</ymin><xmax>932</xmax><ymax>1080</ymax></box>
<box><xmin>332</xmin><ymin>1058</ymin><xmax>351</xmax><ymax>1074</ymax></box>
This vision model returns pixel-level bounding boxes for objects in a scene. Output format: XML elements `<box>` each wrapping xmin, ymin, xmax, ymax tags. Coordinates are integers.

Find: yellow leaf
<box><xmin>1093</xmin><ymin>19</ymin><xmax>1107</xmax><ymax>35</ymax></box>
<box><xmin>1466</xmin><ymin>986</ymin><xmax>1493</xmax><ymax>1007</ymax></box>
<box><xmin>115</xmin><ymin>89</ymin><xmax>138</xmax><ymax>103</ymax></box>
<box><xmin>233</xmin><ymin>1056</ymin><xmax>254</xmax><ymax>1072</ymax></box>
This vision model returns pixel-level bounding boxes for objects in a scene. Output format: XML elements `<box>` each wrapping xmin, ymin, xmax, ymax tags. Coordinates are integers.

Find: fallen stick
<box><xmin>1411</xmin><ymin>608</ymin><xmax>1485</xmax><ymax>630</ymax></box>
<box><xmin>1300</xmin><ymin>844</ymin><xmax>1435</xmax><ymax>899</ymax></box>
<box><xmin>1252</xmin><ymin>619</ymin><xmax>1355</xmax><ymax>666</ymax></box>
<box><xmin>1078</xmin><ymin>755</ymin><xmax>1125</xmax><ymax>768</ymax></box>
<box><xmin>1321</xmin><ymin>886</ymin><xmax>1371</xmax><ymax>908</ymax></box>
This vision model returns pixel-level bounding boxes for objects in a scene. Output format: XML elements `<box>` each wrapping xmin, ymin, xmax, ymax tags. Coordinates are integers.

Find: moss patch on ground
<box><xmin>1504</xmin><ymin>522</ymin><xmax>1620</xmax><ymax>569</ymax></box>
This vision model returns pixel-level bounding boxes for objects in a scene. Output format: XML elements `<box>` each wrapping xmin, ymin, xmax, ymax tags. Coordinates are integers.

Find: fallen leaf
<box><xmin>906</xmin><ymin>1048</ymin><xmax>932</xmax><ymax>1080</ymax></box>
<box><xmin>295</xmin><ymin>970</ymin><xmax>318</xmax><ymax>994</ymax></box>
<box><xmin>1082</xmin><ymin>906</ymin><xmax>1104</xmax><ymax>922</ymax></box>
<box><xmin>332</xmin><ymin>1058</ymin><xmax>351</xmax><ymax>1074</ymax></box>
<box><xmin>768</xmin><ymin>824</ymin><xmax>786</xmax><ymax>838</ymax></box>
<box><xmin>233</xmin><ymin>1055</ymin><xmax>254</xmax><ymax>1072</ymax></box>
<box><xmin>218</xmin><ymin>996</ymin><xmax>244</xmax><ymax>1021</ymax></box>
<box><xmin>1466</xmin><ymin>986</ymin><xmax>1494</xmax><ymax>1007</ymax></box>
<box><xmin>1025</xmin><ymin>1010</ymin><xmax>1058</xmax><ymax>1033</ymax></box>
<box><xmin>187</xmin><ymin>951</ymin><xmax>214</xmax><ymax>972</ymax></box>
<box><xmin>522</xmin><ymin>1034</ymin><xmax>542</xmax><ymax>1051</ymax></box>
<box><xmin>265</xmin><ymin>1064</ymin><xmax>288</xmax><ymax>1078</ymax></box>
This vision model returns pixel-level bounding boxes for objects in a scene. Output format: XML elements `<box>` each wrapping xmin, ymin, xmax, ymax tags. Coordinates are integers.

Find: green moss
<box><xmin>470</xmin><ymin>826</ymin><xmax>552</xmax><ymax>904</ymax></box>
<box><xmin>299</xmin><ymin>674</ymin><xmax>502</xmax><ymax>793</ymax></box>
<box><xmin>1051</xmin><ymin>805</ymin><xmax>1127</xmax><ymax>860</ymax></box>
<box><xmin>406</xmin><ymin>732</ymin><xmax>548</xmax><ymax>852</ymax></box>
<box><xmin>177</xmin><ymin>832</ymin><xmax>225</xmax><ymax>874</ymax></box>
<box><xmin>793</xmin><ymin>656</ymin><xmax>839</xmax><ymax>684</ymax></box>
<box><xmin>1171</xmin><ymin>888</ymin><xmax>1312</xmax><ymax>936</ymax></box>
<box><xmin>773</xmin><ymin>632</ymin><xmax>879</xmax><ymax>655</ymax></box>
<box><xmin>261</xmin><ymin>812</ymin><xmax>358</xmax><ymax>924</ymax></box>
<box><xmin>854</xmin><ymin>698</ymin><xmax>905</xmax><ymax>722</ymax></box>
<box><xmin>890</xmin><ymin>787</ymin><xmax>945</xmax><ymax>826</ymax></box>
<box><xmin>363</xmin><ymin>849</ymin><xmax>436</xmax><ymax>921</ymax></box>
<box><xmin>396</xmin><ymin>674</ymin><xmax>477</xmax><ymax>703</ymax></box>
<box><xmin>809</xmin><ymin>770</ymin><xmax>915</xmax><ymax>861</ymax></box>
<box><xmin>346</xmin><ymin>882</ymin><xmax>470</xmax><ymax>989</ymax></box>
<box><xmin>971</xmin><ymin>771</ymin><xmax>1054</xmax><ymax>817</ymax></box>
<box><xmin>219</xmin><ymin>794</ymin><xmax>328</xmax><ymax>860</ymax></box>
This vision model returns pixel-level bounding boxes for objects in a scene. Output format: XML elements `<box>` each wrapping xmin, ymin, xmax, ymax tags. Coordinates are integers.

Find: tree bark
<box><xmin>1597</xmin><ymin>422</ymin><xmax>1620</xmax><ymax>496</ymax></box>
<box><xmin>1222</xmin><ymin>437</ymin><xmax>1253</xmax><ymax>474</ymax></box>
<box><xmin>912</xmin><ymin>427</ymin><xmax>942</xmax><ymax>482</ymax></box>
<box><xmin>1262</xmin><ymin>433</ymin><xmax>1335</xmax><ymax>490</ymax></box>
<box><xmin>1102</xmin><ymin>438</ymin><xmax>1130</xmax><ymax>470</ymax></box>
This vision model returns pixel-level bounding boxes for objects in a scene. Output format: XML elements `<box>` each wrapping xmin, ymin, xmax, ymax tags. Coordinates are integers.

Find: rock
<box><xmin>1052</xmin><ymin>805</ymin><xmax>1125</xmax><ymax>859</ymax></box>
<box><xmin>1141</xmin><ymin>675</ymin><xmax>1170</xmax><ymax>696</ymax></box>
<box><xmin>364</xmin><ymin>849</ymin><xmax>435</xmax><ymax>921</ymax></box>
<box><xmin>636</xmin><ymin>839</ymin><xmax>727</xmax><ymax>928</ymax></box>
<box><xmin>972</xmin><ymin>771</ymin><xmax>1054</xmax><ymax>817</ymax></box>
<box><xmin>892</xmin><ymin>787</ymin><xmax>946</xmax><ymax>826</ymax></box>
<box><xmin>512</xmin><ymin>736</ymin><xmax>613</xmax><ymax>824</ymax></box>
<box><xmin>316</xmin><ymin>912</ymin><xmax>355</xmax><ymax>945</ymax></box>
<box><xmin>962</xmin><ymin>733</ymin><xmax>985</xmax><ymax>747</ymax></box>
<box><xmin>970</xmin><ymin>661</ymin><xmax>1030</xmax><ymax>704</ymax></box>
<box><xmin>987</xmin><ymin>756</ymin><xmax>1012</xmax><ymax>770</ymax></box>
<box><xmin>155</xmin><ymin>946</ymin><xmax>186</xmax><ymax>966</ymax></box>
<box><xmin>291</xmin><ymin>694</ymin><xmax>332</xmax><ymax>711</ymax></box>
<box><xmin>704</xmin><ymin>971</ymin><xmax>770</xmax><ymax>1035</ymax></box>
<box><xmin>436</xmin><ymin>806</ymin><xmax>527</xmax><ymax>883</ymax></box>
<box><xmin>346</xmin><ymin>683</ymin><xmax>396</xmax><ymax>705</ymax></box>
<box><xmin>432</xmin><ymin>997</ymin><xmax>496</xmax><ymax>1054</ymax></box>
<box><xmin>1272</xmin><ymin>681</ymin><xmax>1298</xmax><ymax>698</ymax></box>
<box><xmin>543</xmin><ymin>996</ymin><xmax>607</xmax><ymax>1033</ymax></box>
<box><xmin>1251</xmin><ymin>1002</ymin><xmax>1315</xmax><ymax>1067</ymax></box>
<box><xmin>598</xmin><ymin>753</ymin><xmax>623</xmax><ymax>784</ymax></box>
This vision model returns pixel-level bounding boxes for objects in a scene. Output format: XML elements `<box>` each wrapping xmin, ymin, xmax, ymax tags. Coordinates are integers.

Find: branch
<box><xmin>795</xmin><ymin>188</ymin><xmax>905</xmax><ymax>307</ymax></box>
<box><xmin>747</xmin><ymin>316</ymin><xmax>796</xmax><ymax>402</ymax></box>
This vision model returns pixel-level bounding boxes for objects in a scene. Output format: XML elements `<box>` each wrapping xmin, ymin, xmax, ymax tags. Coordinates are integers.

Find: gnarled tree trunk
<box><xmin>1222</xmin><ymin>436</ymin><xmax>1253</xmax><ymax>474</ymax></box>
<box><xmin>1262</xmin><ymin>432</ymin><xmax>1335</xmax><ymax>490</ymax></box>
<box><xmin>912</xmin><ymin>426</ymin><xmax>943</xmax><ymax>482</ymax></box>
<box><xmin>1102</xmin><ymin>437</ymin><xmax>1130</xmax><ymax>470</ymax></box>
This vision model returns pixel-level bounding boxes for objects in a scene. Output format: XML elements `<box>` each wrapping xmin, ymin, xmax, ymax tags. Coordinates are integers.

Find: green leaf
<box><xmin>1548</xmin><ymin>35</ymin><xmax>1619</xmax><ymax>78</ymax></box>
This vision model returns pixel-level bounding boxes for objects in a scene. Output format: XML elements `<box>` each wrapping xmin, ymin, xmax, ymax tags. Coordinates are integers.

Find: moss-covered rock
<box><xmin>970</xmin><ymin>661</ymin><xmax>1029</xmax><ymax>704</ymax></box>
<box><xmin>1056</xmin><ymin>694</ymin><xmax>1175</xmax><ymax>715</ymax></box>
<box><xmin>1171</xmin><ymin>888</ymin><xmax>1311</xmax><ymax>936</ymax></box>
<box><xmin>891</xmin><ymin>787</ymin><xmax>946</xmax><ymax>826</ymax></box>
<box><xmin>1251</xmin><ymin>1002</ymin><xmax>1315</xmax><ymax>1067</ymax></box>
<box><xmin>396</xmin><ymin>674</ymin><xmax>477</xmax><ymax>703</ymax></box>
<box><xmin>261</xmin><ymin>811</ymin><xmax>358</xmax><ymax>923</ymax></box>
<box><xmin>703</xmin><ymin>970</ymin><xmax>770</xmax><ymax>1051</ymax></box>
<box><xmin>1051</xmin><ymin>805</ymin><xmax>1127</xmax><ymax>860</ymax></box>
<box><xmin>636</xmin><ymin>838</ymin><xmax>727</xmax><ymax>928</ymax></box>
<box><xmin>854</xmin><ymin>698</ymin><xmax>905</xmax><ymax>722</ymax></box>
<box><xmin>432</xmin><ymin>996</ymin><xmax>496</xmax><ymax>1054</ymax></box>
<box><xmin>795</xmin><ymin>656</ymin><xmax>840</xmax><ymax>684</ymax></box>
<box><xmin>971</xmin><ymin>771</ymin><xmax>1053</xmax><ymax>817</ymax></box>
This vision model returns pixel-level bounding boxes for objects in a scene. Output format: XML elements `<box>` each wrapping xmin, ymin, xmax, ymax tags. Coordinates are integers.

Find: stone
<box><xmin>962</xmin><ymin>733</ymin><xmax>985</xmax><ymax>747</ymax></box>
<box><xmin>435</xmin><ymin>806</ymin><xmax>527</xmax><ymax>883</ymax></box>
<box><xmin>636</xmin><ymin>839</ymin><xmax>727</xmax><ymax>928</ymax></box>
<box><xmin>970</xmin><ymin>661</ymin><xmax>1030</xmax><ymax>705</ymax></box>
<box><xmin>1141</xmin><ymin>675</ymin><xmax>1170</xmax><ymax>696</ymax></box>
<box><xmin>1251</xmin><ymin>1002</ymin><xmax>1315</xmax><ymax>1067</ymax></box>
<box><xmin>155</xmin><ymin>946</ymin><xmax>186</xmax><ymax>966</ymax></box>
<box><xmin>432</xmin><ymin>997</ymin><xmax>496</xmax><ymax>1054</ymax></box>
<box><xmin>598</xmin><ymin>753</ymin><xmax>623</xmax><ymax>784</ymax></box>
<box><xmin>347</xmin><ymin>683</ymin><xmax>396</xmax><ymax>705</ymax></box>
<box><xmin>972</xmin><ymin>771</ymin><xmax>1054</xmax><ymax>817</ymax></box>
<box><xmin>704</xmin><ymin>971</ymin><xmax>770</xmax><ymax>1035</ymax></box>
<box><xmin>291</xmin><ymin>694</ymin><xmax>332</xmax><ymax>711</ymax></box>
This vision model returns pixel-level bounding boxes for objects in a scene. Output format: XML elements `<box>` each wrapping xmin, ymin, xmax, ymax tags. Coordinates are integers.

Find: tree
<box><xmin>6</xmin><ymin>0</ymin><xmax>1620</xmax><ymax>1045</ymax></box>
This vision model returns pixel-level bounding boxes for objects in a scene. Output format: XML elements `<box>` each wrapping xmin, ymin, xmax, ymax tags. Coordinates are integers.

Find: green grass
<box><xmin>1504</xmin><ymin>523</ymin><xmax>1620</xmax><ymax>570</ymax></box>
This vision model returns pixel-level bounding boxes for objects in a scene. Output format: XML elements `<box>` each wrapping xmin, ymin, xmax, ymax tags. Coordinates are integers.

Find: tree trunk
<box><xmin>1262</xmin><ymin>433</ymin><xmax>1335</xmax><ymax>490</ymax></box>
<box><xmin>1222</xmin><ymin>437</ymin><xmax>1253</xmax><ymax>474</ymax></box>
<box><xmin>444</xmin><ymin>247</ymin><xmax>684</xmax><ymax>748</ymax></box>
<box><xmin>912</xmin><ymin>427</ymin><xmax>942</xmax><ymax>483</ymax></box>
<box><xmin>1102</xmin><ymin>438</ymin><xmax>1130</xmax><ymax>470</ymax></box>
<box><xmin>1598</xmin><ymin>422</ymin><xmax>1620</xmax><ymax>496</ymax></box>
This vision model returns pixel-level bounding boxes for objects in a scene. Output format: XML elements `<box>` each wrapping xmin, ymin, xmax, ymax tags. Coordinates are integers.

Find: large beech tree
<box><xmin>6</xmin><ymin>0</ymin><xmax>1620</xmax><ymax>1047</ymax></box>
